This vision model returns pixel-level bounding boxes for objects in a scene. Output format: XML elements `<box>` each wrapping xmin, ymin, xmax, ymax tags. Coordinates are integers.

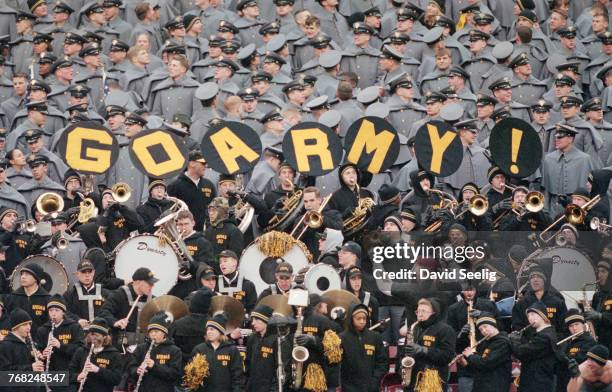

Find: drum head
<box><xmin>11</xmin><ymin>255</ymin><xmax>69</xmax><ymax>295</ymax></box>
<box><xmin>240</xmin><ymin>241</ymin><xmax>310</xmax><ymax>294</ymax></box>
<box><xmin>113</xmin><ymin>235</ymin><xmax>180</xmax><ymax>296</ymax></box>
<box><xmin>304</xmin><ymin>264</ymin><xmax>341</xmax><ymax>296</ymax></box>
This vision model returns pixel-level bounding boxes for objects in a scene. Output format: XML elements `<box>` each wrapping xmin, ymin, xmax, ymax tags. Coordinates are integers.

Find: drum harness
<box><xmin>75</xmin><ymin>282</ymin><xmax>104</xmax><ymax>321</ymax></box>
<box><xmin>120</xmin><ymin>286</ymin><xmax>151</xmax><ymax>347</ymax></box>
<box><xmin>217</xmin><ymin>273</ymin><xmax>245</xmax><ymax>296</ymax></box>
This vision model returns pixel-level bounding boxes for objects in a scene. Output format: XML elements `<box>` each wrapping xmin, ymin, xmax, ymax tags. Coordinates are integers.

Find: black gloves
<box><xmin>295</xmin><ymin>334</ymin><xmax>316</xmax><ymax>347</ymax></box>
<box><xmin>404</xmin><ymin>343</ymin><xmax>427</xmax><ymax>356</ymax></box>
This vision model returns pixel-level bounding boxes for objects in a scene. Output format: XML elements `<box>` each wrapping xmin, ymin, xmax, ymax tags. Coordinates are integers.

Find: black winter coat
<box><xmin>136</xmin><ymin>197</ymin><xmax>174</xmax><ymax>233</ymax></box>
<box><xmin>98</xmin><ymin>284</ymin><xmax>150</xmax><ymax>333</ymax></box>
<box><xmin>245</xmin><ymin>331</ymin><xmax>291</xmax><ymax>392</ymax></box>
<box><xmin>168</xmin><ymin>174</ymin><xmax>216</xmax><ymax>231</ymax></box>
<box><xmin>63</xmin><ymin>283</ymin><xmax>109</xmax><ymax>323</ymax></box>
<box><xmin>4</xmin><ymin>285</ymin><xmax>50</xmax><ymax>331</ymax></box>
<box><xmin>127</xmin><ymin>339</ymin><xmax>182</xmax><ymax>392</ymax></box>
<box><xmin>465</xmin><ymin>333</ymin><xmax>513</xmax><ymax>392</ymax></box>
<box><xmin>68</xmin><ymin>344</ymin><xmax>123</xmax><ymax>392</ymax></box>
<box><xmin>172</xmin><ymin>313</ymin><xmax>209</xmax><ymax>367</ymax></box>
<box><xmin>511</xmin><ymin>325</ymin><xmax>559</xmax><ymax>392</ymax></box>
<box><xmin>36</xmin><ymin>317</ymin><xmax>84</xmax><ymax>371</ymax></box>
<box><xmin>512</xmin><ymin>289</ymin><xmax>567</xmax><ymax>337</ymax></box>
<box><xmin>189</xmin><ymin>340</ymin><xmax>244</xmax><ymax>392</ymax></box>
<box><xmin>204</xmin><ymin>218</ymin><xmax>244</xmax><ymax>257</ymax></box>
<box><xmin>0</xmin><ymin>333</ymin><xmax>37</xmax><ymax>392</ymax></box>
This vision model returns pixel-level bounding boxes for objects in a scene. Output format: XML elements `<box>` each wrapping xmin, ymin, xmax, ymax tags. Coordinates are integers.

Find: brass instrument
<box><xmin>154</xmin><ymin>196</ymin><xmax>193</xmax><ymax>280</ymax></box>
<box><xmin>134</xmin><ymin>341</ymin><xmax>156</xmax><ymax>392</ymax></box>
<box><xmin>539</xmin><ymin>195</ymin><xmax>601</xmax><ymax>243</ymax></box>
<box><xmin>448</xmin><ymin>335</ymin><xmax>489</xmax><ymax>366</ymax></box>
<box><xmin>36</xmin><ymin>192</ymin><xmax>64</xmax><ymax>216</ymax></box>
<box><xmin>590</xmin><ymin>217</ymin><xmax>612</xmax><ymax>232</ymax></box>
<box><xmin>467</xmin><ymin>301</ymin><xmax>476</xmax><ymax>347</ymax></box>
<box><xmin>424</xmin><ymin>188</ymin><xmax>459</xmax><ymax>233</ymax></box>
<box><xmin>65</xmin><ymin>198</ymin><xmax>98</xmax><ymax>234</ymax></box>
<box><xmin>292</xmin><ymin>306</ymin><xmax>308</xmax><ymax>389</ymax></box>
<box><xmin>16</xmin><ymin>218</ymin><xmax>37</xmax><ymax>234</ymax></box>
<box><xmin>556</xmin><ymin>330</ymin><xmax>586</xmax><ymax>346</ymax></box>
<box><xmin>401</xmin><ymin>321</ymin><xmax>417</xmax><ymax>387</ymax></box>
<box><xmin>77</xmin><ymin>343</ymin><xmax>96</xmax><ymax>392</ymax></box>
<box><xmin>582</xmin><ymin>282</ymin><xmax>598</xmax><ymax>341</ymax></box>
<box><xmin>513</xmin><ymin>191</ymin><xmax>545</xmax><ymax>216</ymax></box>
<box><xmin>111</xmin><ymin>182</ymin><xmax>132</xmax><ymax>203</ymax></box>
<box><xmin>232</xmin><ymin>174</ymin><xmax>255</xmax><ymax>233</ymax></box>
<box><xmin>454</xmin><ymin>195</ymin><xmax>489</xmax><ymax>219</ymax></box>
<box><xmin>342</xmin><ymin>184</ymin><xmax>375</xmax><ymax>237</ymax></box>
<box><xmin>290</xmin><ymin>194</ymin><xmax>332</xmax><ymax>240</ymax></box>
<box><xmin>266</xmin><ymin>185</ymin><xmax>304</xmax><ymax>232</ymax></box>
<box><xmin>56</xmin><ymin>232</ymin><xmax>69</xmax><ymax>250</ymax></box>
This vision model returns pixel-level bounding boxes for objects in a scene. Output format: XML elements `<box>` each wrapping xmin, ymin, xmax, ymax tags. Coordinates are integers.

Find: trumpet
<box><xmin>111</xmin><ymin>182</ymin><xmax>132</xmax><ymax>203</ymax></box>
<box><xmin>590</xmin><ymin>217</ymin><xmax>612</xmax><ymax>232</ymax></box>
<box><xmin>424</xmin><ymin>188</ymin><xmax>459</xmax><ymax>233</ymax></box>
<box><xmin>36</xmin><ymin>192</ymin><xmax>64</xmax><ymax>216</ymax></box>
<box><xmin>539</xmin><ymin>195</ymin><xmax>601</xmax><ymax>242</ymax></box>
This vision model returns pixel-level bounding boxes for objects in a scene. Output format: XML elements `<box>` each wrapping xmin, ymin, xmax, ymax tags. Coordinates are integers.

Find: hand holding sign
<box><xmin>489</xmin><ymin>118</ymin><xmax>542</xmax><ymax>178</ymax></box>
<box><xmin>414</xmin><ymin>121</ymin><xmax>463</xmax><ymax>177</ymax></box>
<box><xmin>56</xmin><ymin>122</ymin><xmax>119</xmax><ymax>174</ymax></box>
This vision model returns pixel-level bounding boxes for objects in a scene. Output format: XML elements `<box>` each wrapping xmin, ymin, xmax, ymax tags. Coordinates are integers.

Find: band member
<box><xmin>509</xmin><ymin>302</ymin><xmax>559</xmax><ymax>392</ymax></box>
<box><xmin>136</xmin><ymin>179</ymin><xmax>174</xmax><ymax>234</ymax></box>
<box><xmin>4</xmin><ymin>263</ymin><xmax>50</xmax><ymax>330</ymax></box>
<box><xmin>204</xmin><ymin>197</ymin><xmax>244</xmax><ymax>257</ymax></box>
<box><xmin>345</xmin><ymin>266</ymin><xmax>379</xmax><ymax>325</ymax></box>
<box><xmin>316</xmin><ymin>228</ymin><xmax>343</xmax><ymax>268</ymax></box>
<box><xmin>263</xmin><ymin>161</ymin><xmax>296</xmax><ymax>210</ymax></box>
<box><xmin>98</xmin><ymin>267</ymin><xmax>157</xmax><ymax>348</ymax></box>
<box><xmin>327</xmin><ymin>162</ymin><xmax>375</xmax><ymax>230</ymax></box>
<box><xmin>297</xmin><ymin>186</ymin><xmax>342</xmax><ymax>257</ymax></box>
<box><xmin>41</xmin><ymin>212</ymin><xmax>87</xmax><ymax>284</ymax></box>
<box><xmin>173</xmin><ymin>287</ymin><xmax>213</xmax><ymax>367</ymax></box>
<box><xmin>185</xmin><ymin>313</ymin><xmax>243</xmax><ymax>392</ymax></box>
<box><xmin>257</xmin><ymin>261</ymin><xmax>293</xmax><ymax>301</ymax></box>
<box><xmin>36</xmin><ymin>294</ymin><xmax>84</xmax><ymax>389</ymax></box>
<box><xmin>498</xmin><ymin>186</ymin><xmax>551</xmax><ymax>231</ymax></box>
<box><xmin>461</xmin><ymin>313</ymin><xmax>513</xmax><ymax>392</ymax></box>
<box><xmin>245</xmin><ymin>304</ymin><xmax>289</xmax><ymax>392</ymax></box>
<box><xmin>127</xmin><ymin>312</ymin><xmax>182</xmax><ymax>392</ymax></box>
<box><xmin>403</xmin><ymin>170</ymin><xmax>448</xmax><ymax>228</ymax></box>
<box><xmin>0</xmin><ymin>206</ymin><xmax>24</xmax><ymax>277</ymax></box>
<box><xmin>512</xmin><ymin>264</ymin><xmax>568</xmax><ymax>335</ymax></box>
<box><xmin>485</xmin><ymin>166</ymin><xmax>512</xmax><ymax>219</ymax></box>
<box><xmin>62</xmin><ymin>169</ymin><xmax>86</xmax><ymax>210</ymax></box>
<box><xmin>0</xmin><ymin>300</ymin><xmax>10</xmax><ymax>339</ymax></box>
<box><xmin>558</xmin><ymin>309</ymin><xmax>597</xmax><ymax>391</ymax></box>
<box><xmin>0</xmin><ymin>309</ymin><xmax>44</xmax><ymax>376</ymax></box>
<box><xmin>216</xmin><ymin>250</ymin><xmax>257</xmax><ymax>312</ymax></box>
<box><xmin>400</xmin><ymin>297</ymin><xmax>456</xmax><ymax>392</ymax></box>
<box><xmin>588</xmin><ymin>260</ymin><xmax>612</xmax><ymax>353</ymax></box>
<box><xmin>69</xmin><ymin>318</ymin><xmax>123</xmax><ymax>392</ymax></box>
<box><xmin>455</xmin><ymin>182</ymin><xmax>493</xmax><ymax>231</ymax></box>
<box><xmin>567</xmin><ymin>345</ymin><xmax>612</xmax><ymax>392</ymax></box>
<box><xmin>340</xmin><ymin>303</ymin><xmax>387</xmax><ymax>392</ymax></box>
<box><xmin>64</xmin><ymin>259</ymin><xmax>109</xmax><ymax>329</ymax></box>
<box><xmin>368</xmin><ymin>184</ymin><xmax>402</xmax><ymax>230</ymax></box>
<box><xmin>176</xmin><ymin>210</ymin><xmax>215</xmax><ymax>267</ymax></box>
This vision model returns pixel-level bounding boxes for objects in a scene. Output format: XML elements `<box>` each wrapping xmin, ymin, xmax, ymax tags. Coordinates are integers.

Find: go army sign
<box><xmin>57</xmin><ymin>122</ymin><xmax>120</xmax><ymax>174</ymax></box>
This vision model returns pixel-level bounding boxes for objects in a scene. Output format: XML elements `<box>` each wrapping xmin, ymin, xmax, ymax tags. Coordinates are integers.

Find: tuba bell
<box><xmin>111</xmin><ymin>182</ymin><xmax>132</xmax><ymax>203</ymax></box>
<box><xmin>36</xmin><ymin>192</ymin><xmax>64</xmax><ymax>216</ymax></box>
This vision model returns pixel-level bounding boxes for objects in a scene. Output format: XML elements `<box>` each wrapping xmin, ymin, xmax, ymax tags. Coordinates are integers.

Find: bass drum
<box><xmin>113</xmin><ymin>234</ymin><xmax>180</xmax><ymax>297</ymax></box>
<box><xmin>239</xmin><ymin>231</ymin><xmax>310</xmax><ymax>294</ymax></box>
<box><xmin>295</xmin><ymin>264</ymin><xmax>341</xmax><ymax>296</ymax></box>
<box><xmin>11</xmin><ymin>255</ymin><xmax>69</xmax><ymax>295</ymax></box>
<box><xmin>517</xmin><ymin>246</ymin><xmax>596</xmax><ymax>307</ymax></box>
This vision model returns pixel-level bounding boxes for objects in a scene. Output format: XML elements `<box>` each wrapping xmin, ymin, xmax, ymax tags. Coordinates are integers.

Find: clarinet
<box><xmin>134</xmin><ymin>341</ymin><xmax>156</xmax><ymax>392</ymax></box>
<box><xmin>27</xmin><ymin>333</ymin><xmax>41</xmax><ymax>361</ymax></box>
<box><xmin>44</xmin><ymin>323</ymin><xmax>56</xmax><ymax>392</ymax></box>
<box><xmin>77</xmin><ymin>343</ymin><xmax>96</xmax><ymax>392</ymax></box>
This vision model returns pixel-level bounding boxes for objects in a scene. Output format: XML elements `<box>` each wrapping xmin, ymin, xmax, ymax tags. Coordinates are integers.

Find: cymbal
<box><xmin>257</xmin><ymin>294</ymin><xmax>294</xmax><ymax>317</ymax></box>
<box><xmin>210</xmin><ymin>296</ymin><xmax>246</xmax><ymax>331</ymax></box>
<box><xmin>139</xmin><ymin>295</ymin><xmax>189</xmax><ymax>331</ymax></box>
<box><xmin>322</xmin><ymin>289</ymin><xmax>360</xmax><ymax>314</ymax></box>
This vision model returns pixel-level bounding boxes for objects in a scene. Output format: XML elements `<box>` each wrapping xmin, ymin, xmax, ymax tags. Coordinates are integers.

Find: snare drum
<box><xmin>11</xmin><ymin>255</ymin><xmax>69</xmax><ymax>295</ymax></box>
<box><xmin>113</xmin><ymin>234</ymin><xmax>180</xmax><ymax>296</ymax></box>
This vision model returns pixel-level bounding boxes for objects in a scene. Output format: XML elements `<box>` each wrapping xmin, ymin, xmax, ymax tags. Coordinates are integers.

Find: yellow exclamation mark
<box><xmin>510</xmin><ymin>128</ymin><xmax>523</xmax><ymax>174</ymax></box>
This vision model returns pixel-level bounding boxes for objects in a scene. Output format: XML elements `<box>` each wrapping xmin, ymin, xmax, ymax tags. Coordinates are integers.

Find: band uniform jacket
<box><xmin>68</xmin><ymin>344</ymin><xmax>123</xmax><ymax>392</ymax></box>
<box><xmin>98</xmin><ymin>284</ymin><xmax>152</xmax><ymax>335</ymax></box>
<box><xmin>557</xmin><ymin>332</ymin><xmax>597</xmax><ymax>392</ymax></box>
<box><xmin>5</xmin><ymin>285</ymin><xmax>50</xmax><ymax>331</ymax></box>
<box><xmin>512</xmin><ymin>289</ymin><xmax>568</xmax><ymax>336</ymax></box>
<box><xmin>64</xmin><ymin>282</ymin><xmax>109</xmax><ymax>323</ymax></box>
<box><xmin>0</xmin><ymin>333</ymin><xmax>37</xmax><ymax>392</ymax></box>
<box><xmin>592</xmin><ymin>280</ymin><xmax>612</xmax><ymax>353</ymax></box>
<box><xmin>172</xmin><ymin>312</ymin><xmax>209</xmax><ymax>367</ymax></box>
<box><xmin>245</xmin><ymin>331</ymin><xmax>291</xmax><ymax>392</ymax></box>
<box><xmin>127</xmin><ymin>339</ymin><xmax>182</xmax><ymax>392</ymax></box>
<box><xmin>36</xmin><ymin>317</ymin><xmax>85</xmax><ymax>372</ymax></box>
<box><xmin>189</xmin><ymin>340</ymin><xmax>244</xmax><ymax>392</ymax></box>
<box><xmin>216</xmin><ymin>273</ymin><xmax>257</xmax><ymax>312</ymax></box>
<box><xmin>204</xmin><ymin>218</ymin><xmax>244</xmax><ymax>257</ymax></box>
<box><xmin>168</xmin><ymin>173</ymin><xmax>216</xmax><ymax>231</ymax></box>
<box><xmin>136</xmin><ymin>197</ymin><xmax>174</xmax><ymax>234</ymax></box>
<box><xmin>340</xmin><ymin>313</ymin><xmax>387</xmax><ymax>392</ymax></box>
<box><xmin>465</xmin><ymin>332</ymin><xmax>513</xmax><ymax>392</ymax></box>
<box><xmin>511</xmin><ymin>325</ymin><xmax>559</xmax><ymax>392</ymax></box>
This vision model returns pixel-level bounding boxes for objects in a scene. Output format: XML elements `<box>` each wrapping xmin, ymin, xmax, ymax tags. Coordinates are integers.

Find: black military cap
<box><xmin>208</xmin><ymin>34</ymin><xmax>224</xmax><ymax>47</ymax></box>
<box><xmin>263</xmin><ymin>52</ymin><xmax>286</xmax><ymax>65</ymax></box>
<box><xmin>69</xmin><ymin>84</ymin><xmax>90</xmax><ymax>98</ymax></box>
<box><xmin>387</xmin><ymin>31</ymin><xmax>410</xmax><ymax>44</ymax></box>
<box><xmin>217</xmin><ymin>20</ymin><xmax>239</xmax><ymax>34</ymax></box>
<box><xmin>124</xmin><ymin>112</ymin><xmax>148</xmax><ymax>126</ymax></box>
<box><xmin>518</xmin><ymin>9</ymin><xmax>537</xmax><ymax>24</ymax></box>
<box><xmin>24</xmin><ymin>129</ymin><xmax>44</xmax><ymax>144</ymax></box>
<box><xmin>27</xmin><ymin>153</ymin><xmax>49</xmax><ymax>166</ymax></box>
<box><xmin>83</xmin><ymin>30</ymin><xmax>104</xmax><ymax>44</ymax></box>
<box><xmin>306</xmin><ymin>95</ymin><xmax>329</xmax><ymax>110</ymax></box>
<box><xmin>273</xmin><ymin>0</ymin><xmax>293</xmax><ymax>4</ymax></box>
<box><xmin>16</xmin><ymin>10</ymin><xmax>36</xmax><ymax>21</ymax></box>
<box><xmin>556</xmin><ymin>61</ymin><xmax>581</xmax><ymax>74</ymax></box>
<box><xmin>64</xmin><ymin>32</ymin><xmax>87</xmax><ymax>45</ymax></box>
<box><xmin>26</xmin><ymin>100</ymin><xmax>48</xmax><ymax>114</ymax></box>
<box><xmin>132</xmin><ymin>267</ymin><xmax>159</xmax><ymax>284</ymax></box>
<box><xmin>161</xmin><ymin>43</ymin><xmax>186</xmax><ymax>55</ymax></box>
<box><xmin>38</xmin><ymin>52</ymin><xmax>57</xmax><ymax>64</ymax></box>
<box><xmin>424</xmin><ymin>91</ymin><xmax>447</xmax><ymax>104</ymax></box>
<box><xmin>598</xmin><ymin>31</ymin><xmax>612</xmax><ymax>45</ymax></box>
<box><xmin>215</xmin><ymin>57</ymin><xmax>239</xmax><ymax>72</ymax></box>
<box><xmin>259</xmin><ymin>21</ymin><xmax>280</xmax><ymax>35</ymax></box>
<box><xmin>380</xmin><ymin>45</ymin><xmax>403</xmax><ymax>61</ymax></box>
<box><xmin>363</xmin><ymin>6</ymin><xmax>381</xmax><ymax>17</ymax></box>
<box><xmin>165</xmin><ymin>16</ymin><xmax>184</xmax><ymax>30</ymax></box>
<box><xmin>84</xmin><ymin>1</ymin><xmax>104</xmax><ymax>14</ymax></box>
<box><xmin>66</xmin><ymin>103</ymin><xmax>87</xmax><ymax>113</ymax></box>
<box><xmin>221</xmin><ymin>39</ymin><xmax>240</xmax><ymax>54</ymax></box>
<box><xmin>558</xmin><ymin>25</ymin><xmax>577</xmax><ymax>39</ymax></box>
<box><xmin>251</xmin><ymin>70</ymin><xmax>273</xmax><ymax>83</ymax></box>
<box><xmin>389</xmin><ymin>73</ymin><xmax>413</xmax><ymax>93</ymax></box>
<box><xmin>275</xmin><ymin>262</ymin><xmax>293</xmax><ymax>277</ymax></box>
<box><xmin>188</xmin><ymin>150</ymin><xmax>206</xmax><ymax>163</ymax></box>
<box><xmin>489</xmin><ymin>76</ymin><xmax>512</xmax><ymax>91</ymax></box>
<box><xmin>468</xmin><ymin>29</ymin><xmax>490</xmax><ymax>41</ymax></box>
<box><xmin>29</xmin><ymin>79</ymin><xmax>51</xmax><ymax>94</ymax></box>
<box><xmin>441</xmin><ymin>86</ymin><xmax>458</xmax><ymax>99</ymax></box>
<box><xmin>476</xmin><ymin>94</ymin><xmax>498</xmax><ymax>107</ymax></box>
<box><xmin>219</xmin><ymin>249</ymin><xmax>238</xmax><ymax>260</ymax></box>
<box><xmin>455</xmin><ymin>118</ymin><xmax>478</xmax><ymax>132</ymax></box>
<box><xmin>77</xmin><ymin>259</ymin><xmax>95</xmax><ymax>272</ymax></box>
<box><xmin>491</xmin><ymin>105</ymin><xmax>511</xmax><ymax>121</ymax></box>
<box><xmin>33</xmin><ymin>33</ymin><xmax>53</xmax><ymax>44</ymax></box>
<box><xmin>237</xmin><ymin>87</ymin><xmax>259</xmax><ymax>101</ymax></box>
<box><xmin>260</xmin><ymin>109</ymin><xmax>284</xmax><ymax>123</ymax></box>
<box><xmin>105</xmin><ymin>105</ymin><xmax>126</xmax><ymax>118</ymax></box>
<box><xmin>555</xmin><ymin>123</ymin><xmax>578</xmax><ymax>137</ymax></box>
<box><xmin>282</xmin><ymin>80</ymin><xmax>304</xmax><ymax>94</ymax></box>
<box><xmin>109</xmin><ymin>39</ymin><xmax>129</xmax><ymax>52</ymax></box>
<box><xmin>308</xmin><ymin>33</ymin><xmax>332</xmax><ymax>49</ymax></box>
<box><xmin>447</xmin><ymin>65</ymin><xmax>469</xmax><ymax>79</ymax></box>
<box><xmin>102</xmin><ymin>0</ymin><xmax>121</xmax><ymax>7</ymax></box>
<box><xmin>53</xmin><ymin>1</ymin><xmax>74</xmax><ymax>13</ymax></box>
<box><xmin>434</xmin><ymin>14</ymin><xmax>455</xmax><ymax>34</ymax></box>
<box><xmin>582</xmin><ymin>97</ymin><xmax>603</xmax><ymax>112</ymax></box>
<box><xmin>530</xmin><ymin>99</ymin><xmax>552</xmax><ymax>112</ymax></box>
<box><xmin>352</xmin><ymin>22</ymin><xmax>374</xmax><ymax>35</ymax></box>
<box><xmin>508</xmin><ymin>52</ymin><xmax>530</xmax><ymax>69</ymax></box>
<box><xmin>473</xmin><ymin>12</ymin><xmax>494</xmax><ymax>25</ymax></box>
<box><xmin>299</xmin><ymin>74</ymin><xmax>317</xmax><ymax>86</ymax></box>
<box><xmin>560</xmin><ymin>94</ymin><xmax>583</xmax><ymax>108</ymax></box>
<box><xmin>236</xmin><ymin>0</ymin><xmax>257</xmax><ymax>10</ymax></box>
<box><xmin>50</xmin><ymin>55</ymin><xmax>72</xmax><ymax>73</ymax></box>
<box><xmin>460</xmin><ymin>3</ymin><xmax>480</xmax><ymax>14</ymax></box>
<box><xmin>396</xmin><ymin>7</ymin><xmax>419</xmax><ymax>21</ymax></box>
<box><xmin>79</xmin><ymin>43</ymin><xmax>101</xmax><ymax>57</ymax></box>
<box><xmin>553</xmin><ymin>73</ymin><xmax>575</xmax><ymax>87</ymax></box>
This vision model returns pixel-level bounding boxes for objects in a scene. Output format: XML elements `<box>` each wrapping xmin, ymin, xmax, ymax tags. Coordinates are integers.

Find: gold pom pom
<box><xmin>303</xmin><ymin>363</ymin><xmax>327</xmax><ymax>392</ymax></box>
<box><xmin>414</xmin><ymin>368</ymin><xmax>443</xmax><ymax>392</ymax></box>
<box><xmin>255</xmin><ymin>231</ymin><xmax>312</xmax><ymax>262</ymax></box>
<box><xmin>322</xmin><ymin>330</ymin><xmax>342</xmax><ymax>364</ymax></box>
<box><xmin>182</xmin><ymin>353</ymin><xmax>210</xmax><ymax>391</ymax></box>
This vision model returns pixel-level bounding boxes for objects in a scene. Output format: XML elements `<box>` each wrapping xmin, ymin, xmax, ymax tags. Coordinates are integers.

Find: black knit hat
<box><xmin>21</xmin><ymin>263</ymin><xmax>44</xmax><ymax>284</ymax></box>
<box><xmin>251</xmin><ymin>304</ymin><xmax>274</xmax><ymax>323</ymax></box>
<box><xmin>88</xmin><ymin>317</ymin><xmax>110</xmax><ymax>335</ymax></box>
<box><xmin>147</xmin><ymin>312</ymin><xmax>171</xmax><ymax>334</ymax></box>
<box><xmin>564</xmin><ymin>308</ymin><xmax>585</xmax><ymax>328</ymax></box>
<box><xmin>206</xmin><ymin>313</ymin><xmax>227</xmax><ymax>335</ymax></box>
<box><xmin>508</xmin><ymin>244</ymin><xmax>528</xmax><ymax>265</ymax></box>
<box><xmin>9</xmin><ymin>309</ymin><xmax>32</xmax><ymax>330</ymax></box>
<box><xmin>63</xmin><ymin>168</ymin><xmax>81</xmax><ymax>188</ymax></box>
<box><xmin>487</xmin><ymin>166</ymin><xmax>505</xmax><ymax>183</ymax></box>
<box><xmin>47</xmin><ymin>294</ymin><xmax>67</xmax><ymax>312</ymax></box>
<box><xmin>528</xmin><ymin>264</ymin><xmax>547</xmax><ymax>282</ymax></box>
<box><xmin>190</xmin><ymin>287</ymin><xmax>213</xmax><ymax>314</ymax></box>
<box><xmin>475</xmin><ymin>311</ymin><xmax>497</xmax><ymax>328</ymax></box>
<box><xmin>378</xmin><ymin>184</ymin><xmax>400</xmax><ymax>204</ymax></box>
<box><xmin>384</xmin><ymin>214</ymin><xmax>402</xmax><ymax>231</ymax></box>
<box><xmin>147</xmin><ymin>178</ymin><xmax>167</xmax><ymax>194</ymax></box>
<box><xmin>526</xmin><ymin>301</ymin><xmax>549</xmax><ymax>321</ymax></box>
<box><xmin>587</xmin><ymin>345</ymin><xmax>609</xmax><ymax>366</ymax></box>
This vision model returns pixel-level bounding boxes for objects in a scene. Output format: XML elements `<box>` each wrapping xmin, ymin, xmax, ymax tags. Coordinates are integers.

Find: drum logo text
<box><xmin>136</xmin><ymin>242</ymin><xmax>167</xmax><ymax>256</ymax></box>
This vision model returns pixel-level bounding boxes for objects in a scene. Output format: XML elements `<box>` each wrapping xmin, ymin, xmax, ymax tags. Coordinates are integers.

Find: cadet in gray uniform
<box><xmin>150</xmin><ymin>54</ymin><xmax>200</xmax><ymax>121</ymax></box>
<box><xmin>340</xmin><ymin>22</ymin><xmax>382</xmax><ymax>89</ymax></box>
<box><xmin>560</xmin><ymin>94</ymin><xmax>605</xmax><ymax>169</ymax></box>
<box><xmin>509</xmin><ymin>51</ymin><xmax>547</xmax><ymax>106</ymax></box>
<box><xmin>17</xmin><ymin>154</ymin><xmax>65</xmax><ymax>208</ymax></box>
<box><xmin>489</xmin><ymin>76</ymin><xmax>531</xmax><ymax>122</ymax></box>
<box><xmin>386</xmin><ymin>73</ymin><xmax>426</xmax><ymax>138</ymax></box>
<box><xmin>314</xmin><ymin>50</ymin><xmax>342</xmax><ymax>99</ymax></box>
<box><xmin>583</xmin><ymin>97</ymin><xmax>612</xmax><ymax>166</ymax></box>
<box><xmin>235</xmin><ymin>0</ymin><xmax>265</xmax><ymax>47</ymax></box>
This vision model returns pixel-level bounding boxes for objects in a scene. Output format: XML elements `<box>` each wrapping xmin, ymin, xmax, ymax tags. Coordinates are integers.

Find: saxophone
<box><xmin>401</xmin><ymin>321</ymin><xmax>417</xmax><ymax>387</ymax></box>
<box><xmin>583</xmin><ymin>283</ymin><xmax>598</xmax><ymax>341</ymax></box>
<box><xmin>291</xmin><ymin>306</ymin><xmax>309</xmax><ymax>389</ymax></box>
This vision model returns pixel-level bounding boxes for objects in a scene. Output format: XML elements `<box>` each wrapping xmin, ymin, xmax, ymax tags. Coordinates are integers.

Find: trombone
<box><xmin>423</xmin><ymin>188</ymin><xmax>459</xmax><ymax>233</ymax></box>
<box><xmin>513</xmin><ymin>191</ymin><xmax>545</xmax><ymax>217</ymax></box>
<box><xmin>454</xmin><ymin>195</ymin><xmax>489</xmax><ymax>219</ymax></box>
<box><xmin>290</xmin><ymin>194</ymin><xmax>332</xmax><ymax>240</ymax></box>
<box><xmin>36</xmin><ymin>192</ymin><xmax>64</xmax><ymax>216</ymax></box>
<box><xmin>539</xmin><ymin>194</ymin><xmax>601</xmax><ymax>242</ymax></box>
<box><xmin>111</xmin><ymin>182</ymin><xmax>132</xmax><ymax>203</ymax></box>
<box><xmin>590</xmin><ymin>217</ymin><xmax>612</xmax><ymax>232</ymax></box>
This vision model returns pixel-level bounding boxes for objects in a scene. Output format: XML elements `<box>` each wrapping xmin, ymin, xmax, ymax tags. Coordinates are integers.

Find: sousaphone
<box><xmin>139</xmin><ymin>295</ymin><xmax>189</xmax><ymax>331</ymax></box>
<box><xmin>210</xmin><ymin>296</ymin><xmax>246</xmax><ymax>331</ymax></box>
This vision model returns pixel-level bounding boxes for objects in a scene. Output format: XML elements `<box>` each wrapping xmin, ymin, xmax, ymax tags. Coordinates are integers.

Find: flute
<box><xmin>77</xmin><ymin>343</ymin><xmax>96</xmax><ymax>392</ymax></box>
<box><xmin>449</xmin><ymin>335</ymin><xmax>489</xmax><ymax>366</ymax></box>
<box><xmin>369</xmin><ymin>318</ymin><xmax>390</xmax><ymax>331</ymax></box>
<box><xmin>556</xmin><ymin>330</ymin><xmax>586</xmax><ymax>346</ymax></box>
